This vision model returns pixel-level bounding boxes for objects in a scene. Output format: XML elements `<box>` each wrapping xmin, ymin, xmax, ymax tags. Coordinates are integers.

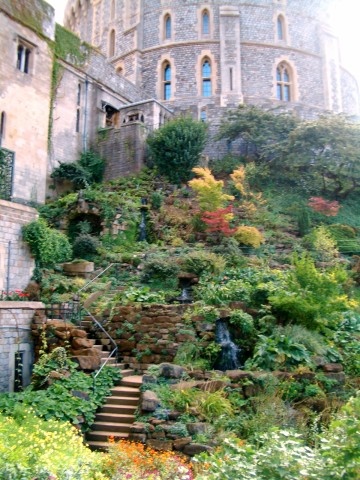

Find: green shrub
<box><xmin>72</xmin><ymin>233</ymin><xmax>100</xmax><ymax>260</ymax></box>
<box><xmin>51</xmin><ymin>150</ymin><xmax>105</xmax><ymax>190</ymax></box>
<box><xmin>142</xmin><ymin>255</ymin><xmax>180</xmax><ymax>281</ymax></box>
<box><xmin>22</xmin><ymin>218</ymin><xmax>72</xmax><ymax>268</ymax></box>
<box><xmin>147</xmin><ymin>116</ymin><xmax>208</xmax><ymax>184</ymax></box>
<box><xmin>303</xmin><ymin>226</ymin><xmax>338</xmax><ymax>262</ymax></box>
<box><xmin>181</xmin><ymin>250</ymin><xmax>226</xmax><ymax>276</ymax></box>
<box><xmin>327</xmin><ymin>223</ymin><xmax>360</xmax><ymax>254</ymax></box>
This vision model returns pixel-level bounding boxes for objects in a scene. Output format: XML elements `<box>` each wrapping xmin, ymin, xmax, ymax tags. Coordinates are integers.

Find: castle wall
<box><xmin>0</xmin><ymin>200</ymin><xmax>37</xmax><ymax>293</ymax></box>
<box><xmin>0</xmin><ymin>302</ymin><xmax>43</xmax><ymax>393</ymax></box>
<box><xmin>63</xmin><ymin>0</ymin><xmax>358</xmax><ymax>121</ymax></box>
<box><xmin>0</xmin><ymin>4</ymin><xmax>54</xmax><ymax>203</ymax></box>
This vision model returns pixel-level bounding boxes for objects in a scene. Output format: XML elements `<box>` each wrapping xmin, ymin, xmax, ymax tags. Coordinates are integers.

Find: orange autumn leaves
<box><xmin>105</xmin><ymin>438</ymin><xmax>194</xmax><ymax>480</ymax></box>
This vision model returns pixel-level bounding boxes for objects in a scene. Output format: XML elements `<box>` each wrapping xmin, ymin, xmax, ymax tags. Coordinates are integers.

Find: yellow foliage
<box><xmin>189</xmin><ymin>167</ymin><xmax>234</xmax><ymax>211</ymax></box>
<box><xmin>235</xmin><ymin>226</ymin><xmax>264</xmax><ymax>248</ymax></box>
<box><xmin>230</xmin><ymin>165</ymin><xmax>247</xmax><ymax>196</ymax></box>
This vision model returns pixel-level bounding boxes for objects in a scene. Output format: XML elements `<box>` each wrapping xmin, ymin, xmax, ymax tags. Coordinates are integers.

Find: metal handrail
<box><xmin>73</xmin><ymin>263</ymin><xmax>120</xmax><ymax>387</ymax></box>
<box><xmin>76</xmin><ymin>262</ymin><xmax>118</xmax><ymax>294</ymax></box>
<box><xmin>82</xmin><ymin>305</ymin><xmax>118</xmax><ymax>382</ymax></box>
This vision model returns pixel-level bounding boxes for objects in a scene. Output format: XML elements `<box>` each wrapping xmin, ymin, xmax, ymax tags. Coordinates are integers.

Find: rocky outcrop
<box><xmin>31</xmin><ymin>315</ymin><xmax>101</xmax><ymax>370</ymax></box>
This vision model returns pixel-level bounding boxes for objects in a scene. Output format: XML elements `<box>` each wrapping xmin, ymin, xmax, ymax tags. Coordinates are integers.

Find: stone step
<box><xmin>102</xmin><ymin>404</ymin><xmax>137</xmax><ymax>415</ymax></box>
<box><xmin>95</xmin><ymin>412</ymin><xmax>135</xmax><ymax>424</ymax></box>
<box><xmin>106</xmin><ymin>395</ymin><xmax>139</xmax><ymax>406</ymax></box>
<box><xmin>110</xmin><ymin>385</ymin><xmax>140</xmax><ymax>397</ymax></box>
<box><xmin>92</xmin><ymin>421</ymin><xmax>133</xmax><ymax>433</ymax></box>
<box><xmin>86</xmin><ymin>430</ymin><xmax>129</xmax><ymax>443</ymax></box>
<box><xmin>85</xmin><ymin>440</ymin><xmax>116</xmax><ymax>451</ymax></box>
<box><xmin>121</xmin><ymin>369</ymin><xmax>136</xmax><ymax>377</ymax></box>
<box><xmin>120</xmin><ymin>375</ymin><xmax>143</xmax><ymax>388</ymax></box>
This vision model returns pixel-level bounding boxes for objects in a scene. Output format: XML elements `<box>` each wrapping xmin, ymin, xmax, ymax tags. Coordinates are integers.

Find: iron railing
<box><xmin>75</xmin><ymin>263</ymin><xmax>120</xmax><ymax>383</ymax></box>
<box><xmin>0</xmin><ymin>148</ymin><xmax>15</xmax><ymax>201</ymax></box>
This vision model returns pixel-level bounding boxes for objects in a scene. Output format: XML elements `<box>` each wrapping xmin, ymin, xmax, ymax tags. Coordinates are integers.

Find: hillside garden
<box><xmin>0</xmin><ymin>108</ymin><xmax>360</xmax><ymax>478</ymax></box>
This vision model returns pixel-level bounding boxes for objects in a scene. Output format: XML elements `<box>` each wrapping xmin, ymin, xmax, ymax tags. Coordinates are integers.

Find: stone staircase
<box><xmin>79</xmin><ymin>315</ymin><xmax>143</xmax><ymax>451</ymax></box>
<box><xmin>85</xmin><ymin>374</ymin><xmax>143</xmax><ymax>451</ymax></box>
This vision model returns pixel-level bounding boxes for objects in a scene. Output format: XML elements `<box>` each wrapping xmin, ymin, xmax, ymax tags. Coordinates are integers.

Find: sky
<box><xmin>46</xmin><ymin>0</ymin><xmax>360</xmax><ymax>80</ymax></box>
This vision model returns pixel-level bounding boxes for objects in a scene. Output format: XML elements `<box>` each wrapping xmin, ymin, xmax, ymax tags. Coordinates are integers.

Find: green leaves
<box><xmin>147</xmin><ymin>116</ymin><xmax>208</xmax><ymax>184</ymax></box>
<box><xmin>22</xmin><ymin>218</ymin><xmax>72</xmax><ymax>268</ymax></box>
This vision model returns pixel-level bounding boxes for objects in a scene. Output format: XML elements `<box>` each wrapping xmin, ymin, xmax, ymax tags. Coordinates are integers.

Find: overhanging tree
<box><xmin>287</xmin><ymin>114</ymin><xmax>360</xmax><ymax>198</ymax></box>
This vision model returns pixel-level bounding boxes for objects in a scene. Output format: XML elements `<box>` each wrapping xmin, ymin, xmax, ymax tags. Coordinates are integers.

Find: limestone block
<box><xmin>71</xmin><ymin>337</ymin><xmax>94</xmax><ymax>349</ymax></box>
<box><xmin>158</xmin><ymin>363</ymin><xmax>186</xmax><ymax>379</ymax></box>
<box><xmin>322</xmin><ymin>363</ymin><xmax>344</xmax><ymax>373</ymax></box>
<box><xmin>183</xmin><ymin>443</ymin><xmax>213</xmax><ymax>456</ymax></box>
<box><xmin>173</xmin><ymin>437</ymin><xmax>192</xmax><ymax>451</ymax></box>
<box><xmin>72</xmin><ymin>355</ymin><xmax>100</xmax><ymax>370</ymax></box>
<box><xmin>141</xmin><ymin>390</ymin><xmax>160</xmax><ymax>412</ymax></box>
<box><xmin>70</xmin><ymin>348</ymin><xmax>101</xmax><ymax>358</ymax></box>
<box><xmin>71</xmin><ymin>329</ymin><xmax>88</xmax><ymax>338</ymax></box>
<box><xmin>146</xmin><ymin>439</ymin><xmax>173</xmax><ymax>451</ymax></box>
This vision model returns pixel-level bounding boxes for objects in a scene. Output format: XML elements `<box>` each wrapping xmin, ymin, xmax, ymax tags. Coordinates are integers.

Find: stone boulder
<box><xmin>158</xmin><ymin>363</ymin><xmax>186</xmax><ymax>379</ymax></box>
<box><xmin>141</xmin><ymin>390</ymin><xmax>160</xmax><ymax>412</ymax></box>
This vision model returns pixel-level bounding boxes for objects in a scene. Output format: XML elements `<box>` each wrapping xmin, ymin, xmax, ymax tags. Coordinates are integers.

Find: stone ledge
<box><xmin>0</xmin><ymin>302</ymin><xmax>44</xmax><ymax>310</ymax></box>
<box><xmin>0</xmin><ymin>199</ymin><xmax>39</xmax><ymax>215</ymax></box>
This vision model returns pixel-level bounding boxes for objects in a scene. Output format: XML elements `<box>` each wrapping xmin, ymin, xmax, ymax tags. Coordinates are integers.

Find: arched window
<box><xmin>200</xmin><ymin>109</ymin><xmax>207</xmax><ymax>122</ymax></box>
<box><xmin>110</xmin><ymin>0</ymin><xmax>115</xmax><ymax>20</ymax></box>
<box><xmin>163</xmin><ymin>63</ymin><xmax>171</xmax><ymax>100</ymax></box>
<box><xmin>165</xmin><ymin>15</ymin><xmax>172</xmax><ymax>39</ymax></box>
<box><xmin>202</xmin><ymin>10</ymin><xmax>210</xmax><ymax>35</ymax></box>
<box><xmin>276</xmin><ymin>62</ymin><xmax>291</xmax><ymax>101</ymax></box>
<box><xmin>109</xmin><ymin>29</ymin><xmax>115</xmax><ymax>57</ymax></box>
<box><xmin>277</xmin><ymin>15</ymin><xmax>285</xmax><ymax>40</ymax></box>
<box><xmin>202</xmin><ymin>58</ymin><xmax>212</xmax><ymax>97</ymax></box>
<box><xmin>0</xmin><ymin>112</ymin><xmax>5</xmax><ymax>146</ymax></box>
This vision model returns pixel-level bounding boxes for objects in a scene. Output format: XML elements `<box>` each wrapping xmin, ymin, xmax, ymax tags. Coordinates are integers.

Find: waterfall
<box><xmin>138</xmin><ymin>198</ymin><xmax>147</xmax><ymax>241</ymax></box>
<box><xmin>214</xmin><ymin>319</ymin><xmax>241</xmax><ymax>371</ymax></box>
<box><xmin>139</xmin><ymin>210</ymin><xmax>147</xmax><ymax>241</ymax></box>
<box><xmin>178</xmin><ymin>288</ymin><xmax>192</xmax><ymax>304</ymax></box>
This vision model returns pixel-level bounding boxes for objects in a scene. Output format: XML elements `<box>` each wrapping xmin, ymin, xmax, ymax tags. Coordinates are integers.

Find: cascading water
<box><xmin>178</xmin><ymin>287</ymin><xmax>192</xmax><ymax>304</ymax></box>
<box><xmin>139</xmin><ymin>210</ymin><xmax>147</xmax><ymax>241</ymax></box>
<box><xmin>138</xmin><ymin>198</ymin><xmax>147</xmax><ymax>241</ymax></box>
<box><xmin>214</xmin><ymin>319</ymin><xmax>241</xmax><ymax>371</ymax></box>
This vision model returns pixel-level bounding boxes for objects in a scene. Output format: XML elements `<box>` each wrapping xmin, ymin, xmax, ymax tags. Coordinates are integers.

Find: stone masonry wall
<box><xmin>97</xmin><ymin>304</ymin><xmax>215</xmax><ymax>371</ymax></box>
<box><xmin>0</xmin><ymin>302</ymin><xmax>43</xmax><ymax>392</ymax></box>
<box><xmin>0</xmin><ymin>5</ymin><xmax>54</xmax><ymax>203</ymax></box>
<box><xmin>0</xmin><ymin>200</ymin><xmax>37</xmax><ymax>293</ymax></box>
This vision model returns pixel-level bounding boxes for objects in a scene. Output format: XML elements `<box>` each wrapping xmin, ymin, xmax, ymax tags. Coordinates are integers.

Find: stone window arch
<box><xmin>202</xmin><ymin>57</ymin><xmax>212</xmax><ymax>97</ymax></box>
<box><xmin>202</xmin><ymin>9</ymin><xmax>210</xmax><ymax>35</ymax></box>
<box><xmin>163</xmin><ymin>62</ymin><xmax>172</xmax><ymax>100</ymax></box>
<box><xmin>110</xmin><ymin>0</ymin><xmax>115</xmax><ymax>20</ymax></box>
<box><xmin>164</xmin><ymin>14</ymin><xmax>172</xmax><ymax>40</ymax></box>
<box><xmin>276</xmin><ymin>14</ymin><xmax>287</xmax><ymax>41</ymax></box>
<box><xmin>109</xmin><ymin>29</ymin><xmax>115</xmax><ymax>57</ymax></box>
<box><xmin>276</xmin><ymin>62</ymin><xmax>292</xmax><ymax>101</ymax></box>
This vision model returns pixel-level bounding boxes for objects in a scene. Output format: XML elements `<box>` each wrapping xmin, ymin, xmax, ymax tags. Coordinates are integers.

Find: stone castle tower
<box><xmin>64</xmin><ymin>0</ymin><xmax>359</xmax><ymax>121</ymax></box>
